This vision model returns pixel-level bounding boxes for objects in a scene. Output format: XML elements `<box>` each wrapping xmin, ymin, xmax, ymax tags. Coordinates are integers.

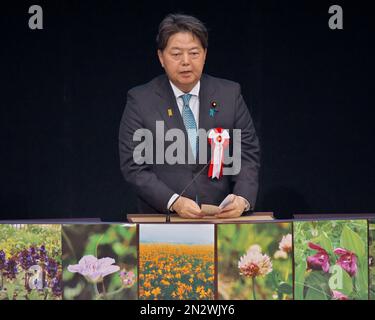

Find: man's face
<box><xmin>158</xmin><ymin>32</ymin><xmax>207</xmax><ymax>93</ymax></box>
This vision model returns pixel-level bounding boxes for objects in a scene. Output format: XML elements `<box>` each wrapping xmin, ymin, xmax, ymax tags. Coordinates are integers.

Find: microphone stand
<box><xmin>166</xmin><ymin>161</ymin><xmax>210</xmax><ymax>223</ymax></box>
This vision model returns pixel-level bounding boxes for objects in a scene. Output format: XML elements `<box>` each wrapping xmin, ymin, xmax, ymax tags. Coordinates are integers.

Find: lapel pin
<box><xmin>209</xmin><ymin>101</ymin><xmax>218</xmax><ymax>117</ymax></box>
<box><xmin>167</xmin><ymin>108</ymin><xmax>173</xmax><ymax>117</ymax></box>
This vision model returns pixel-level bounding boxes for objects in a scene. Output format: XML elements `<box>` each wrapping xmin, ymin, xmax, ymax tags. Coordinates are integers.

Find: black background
<box><xmin>1</xmin><ymin>1</ymin><xmax>374</xmax><ymax>220</ymax></box>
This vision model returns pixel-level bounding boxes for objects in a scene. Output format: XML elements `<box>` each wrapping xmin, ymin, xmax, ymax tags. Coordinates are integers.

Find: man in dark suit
<box><xmin>119</xmin><ymin>14</ymin><xmax>260</xmax><ymax>218</ymax></box>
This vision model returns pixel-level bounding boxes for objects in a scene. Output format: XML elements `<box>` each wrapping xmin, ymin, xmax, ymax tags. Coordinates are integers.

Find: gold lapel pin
<box><xmin>167</xmin><ymin>108</ymin><xmax>173</xmax><ymax>117</ymax></box>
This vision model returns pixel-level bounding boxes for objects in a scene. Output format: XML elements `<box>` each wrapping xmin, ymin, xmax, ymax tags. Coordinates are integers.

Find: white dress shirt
<box><xmin>167</xmin><ymin>81</ymin><xmax>200</xmax><ymax>210</ymax></box>
<box><xmin>169</xmin><ymin>80</ymin><xmax>200</xmax><ymax>127</ymax></box>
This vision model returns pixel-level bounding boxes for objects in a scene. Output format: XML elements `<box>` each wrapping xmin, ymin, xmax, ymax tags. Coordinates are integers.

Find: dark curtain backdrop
<box><xmin>1</xmin><ymin>1</ymin><xmax>374</xmax><ymax>220</ymax></box>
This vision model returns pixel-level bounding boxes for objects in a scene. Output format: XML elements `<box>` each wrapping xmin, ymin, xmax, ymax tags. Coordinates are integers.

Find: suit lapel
<box><xmin>154</xmin><ymin>74</ymin><xmax>217</xmax><ymax>132</ymax></box>
<box><xmin>198</xmin><ymin>75</ymin><xmax>216</xmax><ymax>163</ymax></box>
<box><xmin>154</xmin><ymin>75</ymin><xmax>186</xmax><ymax>133</ymax></box>
<box><xmin>198</xmin><ymin>74</ymin><xmax>216</xmax><ymax>132</ymax></box>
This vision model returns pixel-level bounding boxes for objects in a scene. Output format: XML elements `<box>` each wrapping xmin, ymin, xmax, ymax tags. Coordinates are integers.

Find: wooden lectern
<box><xmin>127</xmin><ymin>212</ymin><xmax>274</xmax><ymax>223</ymax></box>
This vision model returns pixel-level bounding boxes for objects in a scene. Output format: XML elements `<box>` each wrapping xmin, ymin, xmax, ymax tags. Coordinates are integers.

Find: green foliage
<box><xmin>341</xmin><ymin>226</ymin><xmax>366</xmax><ymax>257</ymax></box>
<box><xmin>294</xmin><ymin>220</ymin><xmax>368</xmax><ymax>300</ymax></box>
<box><xmin>294</xmin><ymin>260</ymin><xmax>306</xmax><ymax>300</ymax></box>
<box><xmin>304</xmin><ymin>272</ymin><xmax>330</xmax><ymax>300</ymax></box>
<box><xmin>368</xmin><ymin>220</ymin><xmax>375</xmax><ymax>300</ymax></box>
<box><xmin>0</xmin><ymin>224</ymin><xmax>62</xmax><ymax>263</ymax></box>
<box><xmin>0</xmin><ymin>224</ymin><xmax>62</xmax><ymax>300</ymax></box>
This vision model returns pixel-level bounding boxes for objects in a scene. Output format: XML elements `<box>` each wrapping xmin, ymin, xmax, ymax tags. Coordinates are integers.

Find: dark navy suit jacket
<box><xmin>119</xmin><ymin>74</ymin><xmax>260</xmax><ymax>214</ymax></box>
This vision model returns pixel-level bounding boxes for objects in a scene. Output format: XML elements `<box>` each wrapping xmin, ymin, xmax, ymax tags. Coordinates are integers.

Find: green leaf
<box><xmin>97</xmin><ymin>233</ymin><xmax>112</xmax><ymax>245</ymax></box>
<box><xmin>6</xmin><ymin>283</ymin><xmax>15</xmax><ymax>300</ymax></box>
<box><xmin>335</xmin><ymin>266</ymin><xmax>353</xmax><ymax>297</ymax></box>
<box><xmin>265</xmin><ymin>271</ymin><xmax>277</xmax><ymax>289</ymax></box>
<box><xmin>85</xmin><ymin>234</ymin><xmax>101</xmax><ymax>256</ymax></box>
<box><xmin>294</xmin><ymin>261</ymin><xmax>306</xmax><ymax>300</ymax></box>
<box><xmin>116</xmin><ymin>225</ymin><xmax>135</xmax><ymax>241</ymax></box>
<box><xmin>337</xmin><ymin>222</ymin><xmax>368</xmax><ymax>299</ymax></box>
<box><xmin>63</xmin><ymin>282</ymin><xmax>84</xmax><ymax>300</ymax></box>
<box><xmin>112</xmin><ymin>242</ymin><xmax>127</xmax><ymax>256</ymax></box>
<box><xmin>321</xmin><ymin>232</ymin><xmax>334</xmax><ymax>254</ymax></box>
<box><xmin>305</xmin><ymin>287</ymin><xmax>328</xmax><ymax>300</ymax></box>
<box><xmin>340</xmin><ymin>225</ymin><xmax>366</xmax><ymax>258</ymax></box>
<box><xmin>356</xmin><ymin>258</ymin><xmax>369</xmax><ymax>299</ymax></box>
<box><xmin>304</xmin><ymin>271</ymin><xmax>331</xmax><ymax>300</ymax></box>
<box><xmin>63</xmin><ymin>268</ymin><xmax>74</xmax><ymax>281</ymax></box>
<box><xmin>313</xmin><ymin>233</ymin><xmax>334</xmax><ymax>255</ymax></box>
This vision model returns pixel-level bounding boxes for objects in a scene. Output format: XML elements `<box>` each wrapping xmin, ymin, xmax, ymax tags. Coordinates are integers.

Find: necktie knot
<box><xmin>181</xmin><ymin>94</ymin><xmax>192</xmax><ymax>106</ymax></box>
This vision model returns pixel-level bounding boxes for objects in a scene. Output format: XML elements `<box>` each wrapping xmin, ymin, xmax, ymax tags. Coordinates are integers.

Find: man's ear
<box><xmin>157</xmin><ymin>49</ymin><xmax>164</xmax><ymax>68</ymax></box>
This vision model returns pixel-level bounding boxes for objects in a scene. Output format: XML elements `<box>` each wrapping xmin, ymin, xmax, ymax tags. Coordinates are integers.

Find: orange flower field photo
<box><xmin>139</xmin><ymin>225</ymin><xmax>215</xmax><ymax>300</ymax></box>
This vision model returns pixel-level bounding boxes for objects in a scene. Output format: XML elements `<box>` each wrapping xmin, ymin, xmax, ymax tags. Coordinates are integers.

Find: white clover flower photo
<box><xmin>62</xmin><ymin>224</ymin><xmax>137</xmax><ymax>300</ymax></box>
<box><xmin>217</xmin><ymin>223</ymin><xmax>293</xmax><ymax>300</ymax></box>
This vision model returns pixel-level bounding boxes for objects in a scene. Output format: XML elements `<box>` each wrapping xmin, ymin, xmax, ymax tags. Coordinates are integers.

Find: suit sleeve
<box><xmin>231</xmin><ymin>84</ymin><xmax>260</xmax><ymax>209</ymax></box>
<box><xmin>119</xmin><ymin>90</ymin><xmax>175</xmax><ymax>213</ymax></box>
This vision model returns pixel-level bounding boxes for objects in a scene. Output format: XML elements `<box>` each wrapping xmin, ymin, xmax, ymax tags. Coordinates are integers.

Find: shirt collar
<box><xmin>169</xmin><ymin>80</ymin><xmax>200</xmax><ymax>99</ymax></box>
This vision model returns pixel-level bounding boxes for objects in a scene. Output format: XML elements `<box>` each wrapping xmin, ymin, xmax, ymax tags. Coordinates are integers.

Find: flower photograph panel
<box><xmin>369</xmin><ymin>220</ymin><xmax>375</xmax><ymax>300</ymax></box>
<box><xmin>217</xmin><ymin>223</ymin><xmax>293</xmax><ymax>300</ymax></box>
<box><xmin>294</xmin><ymin>220</ymin><xmax>368</xmax><ymax>300</ymax></box>
<box><xmin>139</xmin><ymin>224</ymin><xmax>215</xmax><ymax>300</ymax></box>
<box><xmin>62</xmin><ymin>224</ymin><xmax>137</xmax><ymax>300</ymax></box>
<box><xmin>0</xmin><ymin>224</ymin><xmax>62</xmax><ymax>300</ymax></box>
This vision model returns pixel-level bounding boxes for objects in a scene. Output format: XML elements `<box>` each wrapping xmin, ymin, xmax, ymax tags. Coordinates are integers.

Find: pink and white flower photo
<box><xmin>218</xmin><ymin>223</ymin><xmax>293</xmax><ymax>300</ymax></box>
<box><xmin>62</xmin><ymin>224</ymin><xmax>137</xmax><ymax>300</ymax></box>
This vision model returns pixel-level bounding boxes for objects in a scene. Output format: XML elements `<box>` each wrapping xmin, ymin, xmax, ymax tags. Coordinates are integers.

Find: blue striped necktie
<box><xmin>181</xmin><ymin>94</ymin><xmax>197</xmax><ymax>157</ymax></box>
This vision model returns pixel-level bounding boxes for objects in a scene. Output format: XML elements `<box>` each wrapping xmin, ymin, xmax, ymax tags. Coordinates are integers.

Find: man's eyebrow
<box><xmin>169</xmin><ymin>46</ymin><xmax>201</xmax><ymax>50</ymax></box>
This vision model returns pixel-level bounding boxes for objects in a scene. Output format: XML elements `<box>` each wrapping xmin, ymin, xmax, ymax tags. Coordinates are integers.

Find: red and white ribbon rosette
<box><xmin>208</xmin><ymin>128</ymin><xmax>230</xmax><ymax>179</ymax></box>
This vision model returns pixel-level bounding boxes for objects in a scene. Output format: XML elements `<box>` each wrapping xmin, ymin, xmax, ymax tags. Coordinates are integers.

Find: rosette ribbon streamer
<box><xmin>208</xmin><ymin>128</ymin><xmax>230</xmax><ymax>179</ymax></box>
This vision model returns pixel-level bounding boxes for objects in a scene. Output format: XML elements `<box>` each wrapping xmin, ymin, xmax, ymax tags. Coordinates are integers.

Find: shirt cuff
<box><xmin>237</xmin><ymin>196</ymin><xmax>251</xmax><ymax>211</ymax></box>
<box><xmin>167</xmin><ymin>193</ymin><xmax>179</xmax><ymax>211</ymax></box>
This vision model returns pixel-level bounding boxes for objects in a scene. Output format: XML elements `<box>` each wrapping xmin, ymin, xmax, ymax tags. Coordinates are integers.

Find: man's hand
<box><xmin>172</xmin><ymin>196</ymin><xmax>204</xmax><ymax>219</ymax></box>
<box><xmin>215</xmin><ymin>195</ymin><xmax>247</xmax><ymax>218</ymax></box>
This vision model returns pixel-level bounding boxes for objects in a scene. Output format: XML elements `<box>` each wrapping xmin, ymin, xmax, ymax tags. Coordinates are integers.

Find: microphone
<box><xmin>166</xmin><ymin>161</ymin><xmax>210</xmax><ymax>223</ymax></box>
